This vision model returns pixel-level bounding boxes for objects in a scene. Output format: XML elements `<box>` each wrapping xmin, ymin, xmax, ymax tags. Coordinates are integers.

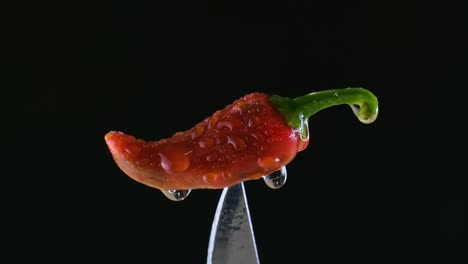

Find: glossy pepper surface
<box><xmin>105</xmin><ymin>88</ymin><xmax>378</xmax><ymax>192</ymax></box>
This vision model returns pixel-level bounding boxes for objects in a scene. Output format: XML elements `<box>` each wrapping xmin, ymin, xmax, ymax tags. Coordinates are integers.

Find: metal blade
<box><xmin>207</xmin><ymin>183</ymin><xmax>259</xmax><ymax>264</ymax></box>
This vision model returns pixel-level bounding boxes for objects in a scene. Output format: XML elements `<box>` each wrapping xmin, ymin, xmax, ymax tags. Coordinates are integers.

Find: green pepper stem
<box><xmin>270</xmin><ymin>88</ymin><xmax>379</xmax><ymax>137</ymax></box>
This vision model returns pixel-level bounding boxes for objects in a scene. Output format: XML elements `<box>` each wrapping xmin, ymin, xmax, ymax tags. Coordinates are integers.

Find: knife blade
<box><xmin>207</xmin><ymin>182</ymin><xmax>260</xmax><ymax>264</ymax></box>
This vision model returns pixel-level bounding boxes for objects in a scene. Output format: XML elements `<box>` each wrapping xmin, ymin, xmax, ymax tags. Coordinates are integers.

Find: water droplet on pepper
<box><xmin>257</xmin><ymin>156</ymin><xmax>281</xmax><ymax>170</ymax></box>
<box><xmin>297</xmin><ymin>137</ymin><xmax>309</xmax><ymax>152</ymax></box>
<box><xmin>206</xmin><ymin>152</ymin><xmax>218</xmax><ymax>162</ymax></box>
<box><xmin>227</xmin><ymin>135</ymin><xmax>247</xmax><ymax>151</ymax></box>
<box><xmin>161</xmin><ymin>189</ymin><xmax>191</xmax><ymax>201</ymax></box>
<box><xmin>208</xmin><ymin>114</ymin><xmax>220</xmax><ymax>129</ymax></box>
<box><xmin>221</xmin><ymin>170</ymin><xmax>232</xmax><ymax>180</ymax></box>
<box><xmin>191</xmin><ymin>125</ymin><xmax>205</xmax><ymax>139</ymax></box>
<box><xmin>158</xmin><ymin>144</ymin><xmax>191</xmax><ymax>173</ymax></box>
<box><xmin>263</xmin><ymin>166</ymin><xmax>287</xmax><ymax>189</ymax></box>
<box><xmin>297</xmin><ymin>121</ymin><xmax>309</xmax><ymax>151</ymax></box>
<box><xmin>203</xmin><ymin>173</ymin><xmax>219</xmax><ymax>185</ymax></box>
<box><xmin>198</xmin><ymin>137</ymin><xmax>215</xmax><ymax>148</ymax></box>
<box><xmin>216</xmin><ymin>136</ymin><xmax>226</xmax><ymax>145</ymax></box>
<box><xmin>350</xmin><ymin>104</ymin><xmax>378</xmax><ymax>124</ymax></box>
<box><xmin>247</xmin><ymin>114</ymin><xmax>262</xmax><ymax>127</ymax></box>
<box><xmin>173</xmin><ymin>131</ymin><xmax>184</xmax><ymax>137</ymax></box>
<box><xmin>217</xmin><ymin>114</ymin><xmax>243</xmax><ymax>131</ymax></box>
<box><xmin>123</xmin><ymin>144</ymin><xmax>142</xmax><ymax>157</ymax></box>
<box><xmin>250</xmin><ymin>131</ymin><xmax>266</xmax><ymax>142</ymax></box>
<box><xmin>134</xmin><ymin>159</ymin><xmax>150</xmax><ymax>166</ymax></box>
<box><xmin>231</xmin><ymin>101</ymin><xmax>247</xmax><ymax>115</ymax></box>
<box><xmin>264</xmin><ymin>129</ymin><xmax>274</xmax><ymax>136</ymax></box>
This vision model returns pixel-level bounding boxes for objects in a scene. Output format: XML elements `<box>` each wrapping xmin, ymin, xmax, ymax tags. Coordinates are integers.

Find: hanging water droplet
<box><xmin>350</xmin><ymin>104</ymin><xmax>361</xmax><ymax>119</ymax></box>
<box><xmin>350</xmin><ymin>104</ymin><xmax>378</xmax><ymax>124</ymax></box>
<box><xmin>161</xmin><ymin>189</ymin><xmax>191</xmax><ymax>201</ymax></box>
<box><xmin>296</xmin><ymin>117</ymin><xmax>310</xmax><ymax>151</ymax></box>
<box><xmin>300</xmin><ymin>119</ymin><xmax>309</xmax><ymax>141</ymax></box>
<box><xmin>263</xmin><ymin>166</ymin><xmax>287</xmax><ymax>189</ymax></box>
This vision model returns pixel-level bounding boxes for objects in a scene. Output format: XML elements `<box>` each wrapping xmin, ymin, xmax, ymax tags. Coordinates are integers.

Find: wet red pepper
<box><xmin>105</xmin><ymin>88</ymin><xmax>378</xmax><ymax>197</ymax></box>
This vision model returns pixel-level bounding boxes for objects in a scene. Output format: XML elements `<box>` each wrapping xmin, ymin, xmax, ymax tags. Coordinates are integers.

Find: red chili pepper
<box><xmin>105</xmin><ymin>88</ymin><xmax>378</xmax><ymax>200</ymax></box>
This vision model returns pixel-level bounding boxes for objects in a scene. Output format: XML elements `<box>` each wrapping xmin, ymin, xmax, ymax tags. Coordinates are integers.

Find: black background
<box><xmin>5</xmin><ymin>1</ymin><xmax>466</xmax><ymax>263</ymax></box>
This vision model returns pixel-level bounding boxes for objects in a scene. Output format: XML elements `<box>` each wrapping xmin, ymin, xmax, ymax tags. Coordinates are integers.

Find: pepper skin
<box><xmin>105</xmin><ymin>88</ymin><xmax>378</xmax><ymax>191</ymax></box>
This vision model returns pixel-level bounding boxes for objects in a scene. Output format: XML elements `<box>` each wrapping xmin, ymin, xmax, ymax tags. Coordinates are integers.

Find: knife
<box><xmin>207</xmin><ymin>182</ymin><xmax>260</xmax><ymax>264</ymax></box>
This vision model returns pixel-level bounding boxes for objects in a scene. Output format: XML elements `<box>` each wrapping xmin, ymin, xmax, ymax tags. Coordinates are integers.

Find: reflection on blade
<box><xmin>207</xmin><ymin>183</ymin><xmax>259</xmax><ymax>264</ymax></box>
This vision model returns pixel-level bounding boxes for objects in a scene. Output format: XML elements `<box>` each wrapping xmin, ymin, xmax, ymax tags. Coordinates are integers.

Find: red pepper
<box><xmin>105</xmin><ymin>88</ymin><xmax>378</xmax><ymax>200</ymax></box>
